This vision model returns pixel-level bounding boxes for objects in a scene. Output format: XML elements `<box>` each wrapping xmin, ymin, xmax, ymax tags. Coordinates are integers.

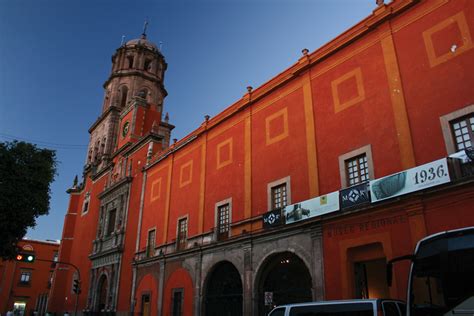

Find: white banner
<box><xmin>370</xmin><ymin>158</ymin><xmax>451</xmax><ymax>203</ymax></box>
<box><xmin>284</xmin><ymin>191</ymin><xmax>339</xmax><ymax>224</ymax></box>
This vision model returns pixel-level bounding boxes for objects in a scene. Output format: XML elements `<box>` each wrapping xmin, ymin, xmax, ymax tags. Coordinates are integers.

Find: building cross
<box><xmin>142</xmin><ymin>19</ymin><xmax>149</xmax><ymax>38</ymax></box>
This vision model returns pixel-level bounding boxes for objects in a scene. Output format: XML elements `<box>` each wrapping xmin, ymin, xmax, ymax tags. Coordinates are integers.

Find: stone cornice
<box><xmin>102</xmin><ymin>71</ymin><xmax>168</xmax><ymax>97</ymax></box>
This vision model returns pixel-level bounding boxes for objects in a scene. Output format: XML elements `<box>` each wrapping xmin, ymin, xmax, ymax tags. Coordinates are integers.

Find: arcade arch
<box><xmin>203</xmin><ymin>261</ymin><xmax>243</xmax><ymax>316</ymax></box>
<box><xmin>255</xmin><ymin>251</ymin><xmax>312</xmax><ymax>315</ymax></box>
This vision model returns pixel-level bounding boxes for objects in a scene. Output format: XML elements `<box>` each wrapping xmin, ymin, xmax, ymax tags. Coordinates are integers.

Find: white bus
<box><xmin>387</xmin><ymin>226</ymin><xmax>474</xmax><ymax>316</ymax></box>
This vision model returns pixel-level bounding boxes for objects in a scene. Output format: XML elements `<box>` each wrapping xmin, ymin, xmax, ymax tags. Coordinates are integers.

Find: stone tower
<box><xmin>85</xmin><ymin>30</ymin><xmax>171</xmax><ymax>173</ymax></box>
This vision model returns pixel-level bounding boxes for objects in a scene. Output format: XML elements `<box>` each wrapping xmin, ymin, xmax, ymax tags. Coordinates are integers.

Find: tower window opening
<box><xmin>127</xmin><ymin>56</ymin><xmax>134</xmax><ymax>69</ymax></box>
<box><xmin>144</xmin><ymin>59</ymin><xmax>152</xmax><ymax>71</ymax></box>
<box><xmin>120</xmin><ymin>86</ymin><xmax>129</xmax><ymax>108</ymax></box>
<box><xmin>138</xmin><ymin>89</ymin><xmax>148</xmax><ymax>100</ymax></box>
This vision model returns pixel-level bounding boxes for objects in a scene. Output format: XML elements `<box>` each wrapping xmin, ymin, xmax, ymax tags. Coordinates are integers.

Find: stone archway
<box><xmin>203</xmin><ymin>261</ymin><xmax>243</xmax><ymax>316</ymax></box>
<box><xmin>255</xmin><ymin>251</ymin><xmax>312</xmax><ymax>316</ymax></box>
<box><xmin>96</xmin><ymin>275</ymin><xmax>108</xmax><ymax>312</ymax></box>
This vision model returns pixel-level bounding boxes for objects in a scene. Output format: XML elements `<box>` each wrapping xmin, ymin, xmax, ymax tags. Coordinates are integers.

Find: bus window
<box><xmin>410</xmin><ymin>232</ymin><xmax>474</xmax><ymax>315</ymax></box>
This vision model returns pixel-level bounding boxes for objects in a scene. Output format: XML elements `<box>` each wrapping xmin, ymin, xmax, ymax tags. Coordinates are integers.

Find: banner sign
<box><xmin>340</xmin><ymin>182</ymin><xmax>370</xmax><ymax>210</ymax></box>
<box><xmin>370</xmin><ymin>158</ymin><xmax>451</xmax><ymax>203</ymax></box>
<box><xmin>284</xmin><ymin>191</ymin><xmax>339</xmax><ymax>224</ymax></box>
<box><xmin>262</xmin><ymin>208</ymin><xmax>284</xmax><ymax>229</ymax></box>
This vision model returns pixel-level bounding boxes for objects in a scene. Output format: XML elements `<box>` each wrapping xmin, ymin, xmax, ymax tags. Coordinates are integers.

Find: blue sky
<box><xmin>0</xmin><ymin>0</ymin><xmax>375</xmax><ymax>241</ymax></box>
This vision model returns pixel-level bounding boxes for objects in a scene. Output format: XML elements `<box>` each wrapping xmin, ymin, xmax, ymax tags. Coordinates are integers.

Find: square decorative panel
<box><xmin>265</xmin><ymin>107</ymin><xmax>289</xmax><ymax>145</ymax></box>
<box><xmin>179</xmin><ymin>160</ymin><xmax>193</xmax><ymax>188</ymax></box>
<box><xmin>216</xmin><ymin>138</ymin><xmax>233</xmax><ymax>169</ymax></box>
<box><xmin>150</xmin><ymin>178</ymin><xmax>162</xmax><ymax>202</ymax></box>
<box><xmin>422</xmin><ymin>11</ymin><xmax>473</xmax><ymax>68</ymax></box>
<box><xmin>331</xmin><ymin>67</ymin><xmax>365</xmax><ymax>113</ymax></box>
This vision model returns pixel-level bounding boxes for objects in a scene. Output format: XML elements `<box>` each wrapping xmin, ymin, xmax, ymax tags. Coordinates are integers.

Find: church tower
<box><xmin>85</xmin><ymin>26</ymin><xmax>172</xmax><ymax>174</ymax></box>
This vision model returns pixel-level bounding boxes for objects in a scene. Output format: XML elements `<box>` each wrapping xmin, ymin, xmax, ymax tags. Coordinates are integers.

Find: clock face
<box><xmin>122</xmin><ymin>121</ymin><xmax>130</xmax><ymax>137</ymax></box>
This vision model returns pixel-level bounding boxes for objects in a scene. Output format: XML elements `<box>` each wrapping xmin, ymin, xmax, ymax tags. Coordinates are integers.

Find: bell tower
<box><xmin>85</xmin><ymin>26</ymin><xmax>172</xmax><ymax>173</ymax></box>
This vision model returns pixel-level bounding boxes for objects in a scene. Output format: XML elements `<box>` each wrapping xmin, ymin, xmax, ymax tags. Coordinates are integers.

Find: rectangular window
<box><xmin>82</xmin><ymin>201</ymin><xmax>89</xmax><ymax>214</ymax></box>
<box><xmin>217</xmin><ymin>204</ymin><xmax>230</xmax><ymax>240</ymax></box>
<box><xmin>345</xmin><ymin>154</ymin><xmax>369</xmax><ymax>186</ymax></box>
<box><xmin>107</xmin><ymin>209</ymin><xmax>117</xmax><ymax>236</ymax></box>
<box><xmin>19</xmin><ymin>271</ymin><xmax>31</xmax><ymax>284</ymax></box>
<box><xmin>271</xmin><ymin>183</ymin><xmax>287</xmax><ymax>210</ymax></box>
<box><xmin>450</xmin><ymin>114</ymin><xmax>474</xmax><ymax>151</ymax></box>
<box><xmin>177</xmin><ymin>218</ymin><xmax>188</xmax><ymax>251</ymax></box>
<box><xmin>147</xmin><ymin>229</ymin><xmax>156</xmax><ymax>257</ymax></box>
<box><xmin>171</xmin><ymin>288</ymin><xmax>184</xmax><ymax>316</ymax></box>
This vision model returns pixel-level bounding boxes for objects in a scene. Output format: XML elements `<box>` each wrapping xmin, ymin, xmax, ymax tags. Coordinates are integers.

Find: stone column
<box><xmin>310</xmin><ymin>225</ymin><xmax>325</xmax><ymax>300</ymax></box>
<box><xmin>194</xmin><ymin>252</ymin><xmax>203</xmax><ymax>316</ymax></box>
<box><xmin>157</xmin><ymin>260</ymin><xmax>165</xmax><ymax>316</ymax></box>
<box><xmin>243</xmin><ymin>243</ymin><xmax>253</xmax><ymax>315</ymax></box>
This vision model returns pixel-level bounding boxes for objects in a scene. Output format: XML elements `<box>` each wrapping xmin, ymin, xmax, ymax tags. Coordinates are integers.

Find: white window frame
<box><xmin>267</xmin><ymin>176</ymin><xmax>291</xmax><ymax>211</ymax></box>
<box><xmin>214</xmin><ymin>198</ymin><xmax>232</xmax><ymax>240</ymax></box>
<box><xmin>176</xmin><ymin>215</ymin><xmax>189</xmax><ymax>251</ymax></box>
<box><xmin>338</xmin><ymin>144</ymin><xmax>374</xmax><ymax>188</ymax></box>
<box><xmin>146</xmin><ymin>227</ymin><xmax>156</xmax><ymax>257</ymax></box>
<box><xmin>81</xmin><ymin>192</ymin><xmax>91</xmax><ymax>216</ymax></box>
<box><xmin>440</xmin><ymin>104</ymin><xmax>474</xmax><ymax>154</ymax></box>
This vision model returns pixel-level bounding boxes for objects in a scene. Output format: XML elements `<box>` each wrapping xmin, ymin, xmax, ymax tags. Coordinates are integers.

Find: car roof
<box><xmin>275</xmin><ymin>299</ymin><xmax>405</xmax><ymax>308</ymax></box>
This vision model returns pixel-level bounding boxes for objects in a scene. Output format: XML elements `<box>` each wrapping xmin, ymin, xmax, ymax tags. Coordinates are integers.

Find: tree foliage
<box><xmin>0</xmin><ymin>141</ymin><xmax>57</xmax><ymax>259</ymax></box>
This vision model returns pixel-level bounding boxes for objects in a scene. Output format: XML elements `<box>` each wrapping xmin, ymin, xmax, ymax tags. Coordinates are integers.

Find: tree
<box><xmin>0</xmin><ymin>141</ymin><xmax>57</xmax><ymax>259</ymax></box>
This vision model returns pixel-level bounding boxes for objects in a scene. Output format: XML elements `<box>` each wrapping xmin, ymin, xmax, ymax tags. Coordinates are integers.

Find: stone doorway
<box><xmin>96</xmin><ymin>275</ymin><xmax>108</xmax><ymax>312</ymax></box>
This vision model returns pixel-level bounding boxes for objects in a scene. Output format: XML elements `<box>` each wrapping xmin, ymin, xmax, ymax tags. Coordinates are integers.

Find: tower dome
<box><xmin>125</xmin><ymin>34</ymin><xmax>159</xmax><ymax>51</ymax></box>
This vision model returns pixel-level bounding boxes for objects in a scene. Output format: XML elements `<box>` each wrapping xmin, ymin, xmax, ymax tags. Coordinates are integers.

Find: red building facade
<box><xmin>49</xmin><ymin>0</ymin><xmax>474</xmax><ymax>315</ymax></box>
<box><xmin>0</xmin><ymin>239</ymin><xmax>59</xmax><ymax>316</ymax></box>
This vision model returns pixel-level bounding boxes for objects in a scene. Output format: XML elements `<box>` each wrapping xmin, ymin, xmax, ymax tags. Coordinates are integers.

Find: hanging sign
<box><xmin>262</xmin><ymin>208</ymin><xmax>283</xmax><ymax>229</ymax></box>
<box><xmin>284</xmin><ymin>191</ymin><xmax>339</xmax><ymax>224</ymax></box>
<box><xmin>370</xmin><ymin>158</ymin><xmax>450</xmax><ymax>203</ymax></box>
<box><xmin>340</xmin><ymin>182</ymin><xmax>370</xmax><ymax>210</ymax></box>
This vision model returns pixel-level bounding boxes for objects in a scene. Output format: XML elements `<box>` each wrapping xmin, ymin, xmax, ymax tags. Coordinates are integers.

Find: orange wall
<box><xmin>135</xmin><ymin>274</ymin><xmax>158</xmax><ymax>316</ymax></box>
<box><xmin>0</xmin><ymin>240</ymin><xmax>59</xmax><ymax>315</ymax></box>
<box><xmin>53</xmin><ymin>0</ymin><xmax>474</xmax><ymax>313</ymax></box>
<box><xmin>162</xmin><ymin>268</ymin><xmax>194</xmax><ymax>316</ymax></box>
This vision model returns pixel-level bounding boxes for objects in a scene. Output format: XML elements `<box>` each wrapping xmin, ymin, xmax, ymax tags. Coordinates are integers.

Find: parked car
<box><xmin>267</xmin><ymin>299</ymin><xmax>406</xmax><ymax>316</ymax></box>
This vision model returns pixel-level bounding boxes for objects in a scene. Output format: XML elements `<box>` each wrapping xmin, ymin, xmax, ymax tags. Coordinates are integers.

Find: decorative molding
<box><xmin>331</xmin><ymin>67</ymin><xmax>365</xmax><ymax>113</ymax></box>
<box><xmin>179</xmin><ymin>160</ymin><xmax>193</xmax><ymax>188</ymax></box>
<box><xmin>422</xmin><ymin>11</ymin><xmax>473</xmax><ymax>68</ymax></box>
<box><xmin>265</xmin><ymin>107</ymin><xmax>289</xmax><ymax>145</ymax></box>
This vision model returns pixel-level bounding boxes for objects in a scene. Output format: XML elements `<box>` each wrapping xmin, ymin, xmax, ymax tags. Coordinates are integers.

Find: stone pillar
<box><xmin>310</xmin><ymin>225</ymin><xmax>325</xmax><ymax>300</ymax></box>
<box><xmin>243</xmin><ymin>243</ymin><xmax>253</xmax><ymax>315</ymax></box>
<box><xmin>157</xmin><ymin>260</ymin><xmax>165</xmax><ymax>316</ymax></box>
<box><xmin>194</xmin><ymin>253</ymin><xmax>203</xmax><ymax>316</ymax></box>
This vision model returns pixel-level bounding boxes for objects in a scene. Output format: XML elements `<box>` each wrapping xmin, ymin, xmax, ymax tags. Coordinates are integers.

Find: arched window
<box><xmin>120</xmin><ymin>86</ymin><xmax>128</xmax><ymax>108</ymax></box>
<box><xmin>127</xmin><ymin>56</ymin><xmax>134</xmax><ymax>69</ymax></box>
<box><xmin>138</xmin><ymin>88</ymin><xmax>148</xmax><ymax>100</ymax></box>
<box><xmin>144</xmin><ymin>59</ymin><xmax>152</xmax><ymax>71</ymax></box>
